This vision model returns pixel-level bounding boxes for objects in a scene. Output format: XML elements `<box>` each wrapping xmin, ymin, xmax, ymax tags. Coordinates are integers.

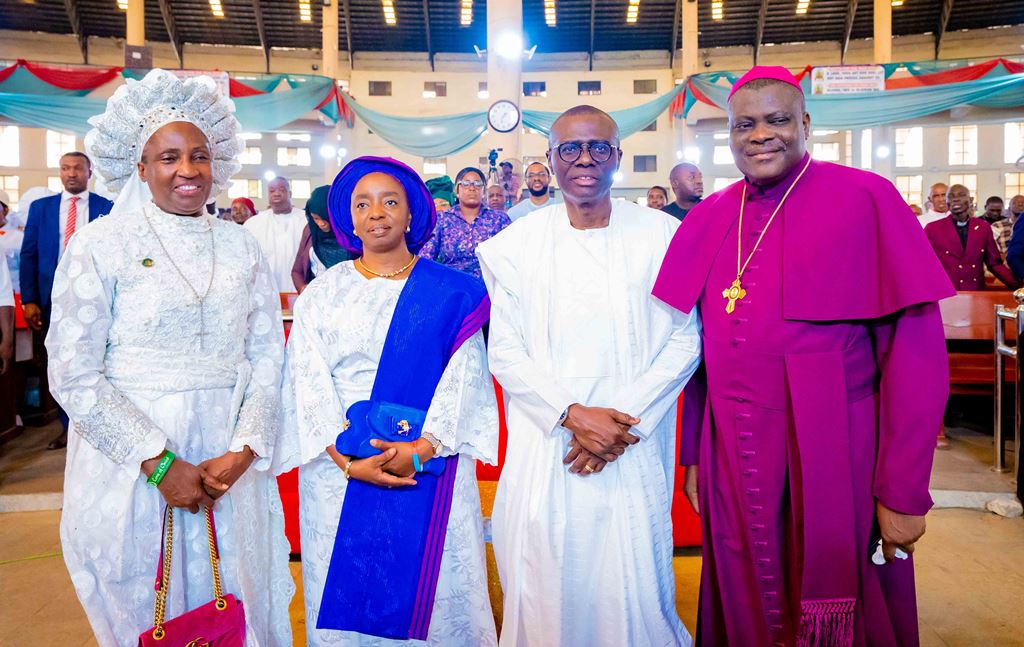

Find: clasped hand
<box><xmin>561</xmin><ymin>404</ymin><xmax>640</xmax><ymax>475</ymax></box>
<box><xmin>326</xmin><ymin>438</ymin><xmax>432</xmax><ymax>489</ymax></box>
<box><xmin>142</xmin><ymin>448</ymin><xmax>255</xmax><ymax>514</ymax></box>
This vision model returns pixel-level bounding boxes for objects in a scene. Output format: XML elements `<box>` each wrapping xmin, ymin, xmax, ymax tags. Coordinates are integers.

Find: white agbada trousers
<box><xmin>477</xmin><ymin>202</ymin><xmax>702</xmax><ymax>647</ymax></box>
<box><xmin>244</xmin><ymin>207</ymin><xmax>306</xmax><ymax>293</ymax></box>
<box><xmin>47</xmin><ymin>204</ymin><xmax>294</xmax><ymax>646</ymax></box>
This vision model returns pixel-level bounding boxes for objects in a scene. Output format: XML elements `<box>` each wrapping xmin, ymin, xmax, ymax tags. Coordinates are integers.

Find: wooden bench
<box><xmin>939</xmin><ymin>290</ymin><xmax>1019</xmax><ymax>395</ymax></box>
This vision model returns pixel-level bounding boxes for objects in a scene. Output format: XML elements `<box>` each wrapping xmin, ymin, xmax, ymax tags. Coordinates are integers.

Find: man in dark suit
<box><xmin>21</xmin><ymin>151</ymin><xmax>112</xmax><ymax>449</ymax></box>
<box><xmin>924</xmin><ymin>183</ymin><xmax>1018</xmax><ymax>291</ymax></box>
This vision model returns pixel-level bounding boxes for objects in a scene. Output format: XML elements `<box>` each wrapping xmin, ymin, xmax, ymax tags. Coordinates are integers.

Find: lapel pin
<box><xmin>141</xmin><ymin>258</ymin><xmax>154</xmax><ymax>268</ymax></box>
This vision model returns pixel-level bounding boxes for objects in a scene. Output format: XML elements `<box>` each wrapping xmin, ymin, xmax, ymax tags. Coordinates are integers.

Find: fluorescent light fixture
<box><xmin>319</xmin><ymin>144</ymin><xmax>337</xmax><ymax>159</ymax></box>
<box><xmin>337</xmin><ymin>147</ymin><xmax>348</xmax><ymax>159</ymax></box>
<box><xmin>299</xmin><ymin>0</ymin><xmax>312</xmax><ymax>22</ymax></box>
<box><xmin>210</xmin><ymin>0</ymin><xmax>224</xmax><ymax>18</ymax></box>
<box><xmin>796</xmin><ymin>0</ymin><xmax>810</xmax><ymax>14</ymax></box>
<box><xmin>713</xmin><ymin>132</ymin><xmax>729</xmax><ymax>140</ymax></box>
<box><xmin>711</xmin><ymin>0</ymin><xmax>724</xmax><ymax>21</ymax></box>
<box><xmin>477</xmin><ymin>89</ymin><xmax>490</xmax><ymax>99</ymax></box>
<box><xmin>613</xmin><ymin>171</ymin><xmax>625</xmax><ymax>183</ymax></box>
<box><xmin>676</xmin><ymin>150</ymin><xmax>683</xmax><ymax>160</ymax></box>
<box><xmin>422</xmin><ymin>90</ymin><xmax>437</xmax><ymax>98</ymax></box>
<box><xmin>117</xmin><ymin>0</ymin><xmax>128</xmax><ymax>9</ymax></box>
<box><xmin>626</xmin><ymin>0</ymin><xmax>640</xmax><ymax>24</ymax></box>
<box><xmin>495</xmin><ymin>31</ymin><xmax>524</xmax><ymax>61</ymax></box>
<box><xmin>812</xmin><ymin>129</ymin><xmax>838</xmax><ymax>136</ymax></box>
<box><xmin>875</xmin><ymin>145</ymin><xmax>891</xmax><ymax>159</ymax></box>
<box><xmin>684</xmin><ymin>146</ymin><xmax>701</xmax><ymax>163</ymax></box>
<box><xmin>544</xmin><ymin>0</ymin><xmax>556</xmax><ymax>26</ymax></box>
<box><xmin>381</xmin><ymin>0</ymin><xmax>397</xmax><ymax>25</ymax></box>
<box><xmin>891</xmin><ymin>0</ymin><xmax>903</xmax><ymax>5</ymax></box>
<box><xmin>263</xmin><ymin>170</ymin><xmax>277</xmax><ymax>181</ymax></box>
<box><xmin>460</xmin><ymin>0</ymin><xmax>473</xmax><ymax>26</ymax></box>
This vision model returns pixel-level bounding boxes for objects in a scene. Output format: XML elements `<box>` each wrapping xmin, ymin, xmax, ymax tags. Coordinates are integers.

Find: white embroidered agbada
<box><xmin>276</xmin><ymin>261</ymin><xmax>499</xmax><ymax>647</ymax></box>
<box><xmin>47</xmin><ymin>203</ymin><xmax>294</xmax><ymax>646</ymax></box>
<box><xmin>244</xmin><ymin>207</ymin><xmax>306</xmax><ymax>293</ymax></box>
<box><xmin>476</xmin><ymin>201</ymin><xmax>702</xmax><ymax>647</ymax></box>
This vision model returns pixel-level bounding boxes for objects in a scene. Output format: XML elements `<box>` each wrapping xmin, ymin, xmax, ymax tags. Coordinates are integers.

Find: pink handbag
<box><xmin>137</xmin><ymin>506</ymin><xmax>246</xmax><ymax>647</ymax></box>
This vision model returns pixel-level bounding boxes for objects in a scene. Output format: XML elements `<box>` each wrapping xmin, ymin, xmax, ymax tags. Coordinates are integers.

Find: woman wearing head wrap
<box><xmin>46</xmin><ymin>70</ymin><xmax>293</xmax><ymax>645</ymax></box>
<box><xmin>291</xmin><ymin>185</ymin><xmax>353</xmax><ymax>292</ymax></box>
<box><xmin>278</xmin><ymin>156</ymin><xmax>497</xmax><ymax>647</ymax></box>
<box><xmin>230</xmin><ymin>196</ymin><xmax>256</xmax><ymax>225</ymax></box>
<box><xmin>418</xmin><ymin>166</ymin><xmax>511</xmax><ymax>279</ymax></box>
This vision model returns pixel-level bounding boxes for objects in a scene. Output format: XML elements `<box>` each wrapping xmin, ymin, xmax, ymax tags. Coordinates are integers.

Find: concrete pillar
<box><xmin>322</xmin><ymin>0</ymin><xmax>342</xmax><ymax>184</ymax></box>
<box><xmin>126</xmin><ymin>0</ymin><xmax>145</xmax><ymax>46</ymax></box>
<box><xmin>485</xmin><ymin>0</ymin><xmax>522</xmax><ymax>164</ymax></box>
<box><xmin>873</xmin><ymin>0</ymin><xmax>892</xmax><ymax>64</ymax></box>
<box><xmin>675</xmin><ymin>0</ymin><xmax>699</xmax><ymax>161</ymax></box>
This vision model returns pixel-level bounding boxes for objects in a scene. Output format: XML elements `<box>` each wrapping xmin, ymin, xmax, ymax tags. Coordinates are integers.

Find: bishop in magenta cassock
<box><xmin>653</xmin><ymin>67</ymin><xmax>954</xmax><ymax>647</ymax></box>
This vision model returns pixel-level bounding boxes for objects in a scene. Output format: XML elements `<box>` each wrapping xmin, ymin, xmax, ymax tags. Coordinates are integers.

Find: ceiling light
<box><xmin>626</xmin><ymin>0</ymin><xmax>640</xmax><ymax>24</ymax></box>
<box><xmin>298</xmin><ymin>0</ymin><xmax>312</xmax><ymax>22</ymax></box>
<box><xmin>684</xmin><ymin>146</ymin><xmax>701</xmax><ymax>163</ymax></box>
<box><xmin>891</xmin><ymin>0</ymin><xmax>903</xmax><ymax>5</ymax></box>
<box><xmin>209</xmin><ymin>0</ymin><xmax>224</xmax><ymax>18</ymax></box>
<box><xmin>711</xmin><ymin>0</ymin><xmax>724</xmax><ymax>21</ymax></box>
<box><xmin>544</xmin><ymin>0</ymin><xmax>556</xmax><ymax>27</ymax></box>
<box><xmin>494</xmin><ymin>31</ymin><xmax>524</xmax><ymax>61</ymax></box>
<box><xmin>422</xmin><ymin>90</ymin><xmax>437</xmax><ymax>98</ymax></box>
<box><xmin>116</xmin><ymin>0</ymin><xmax>128</xmax><ymax>10</ymax></box>
<box><xmin>263</xmin><ymin>170</ymin><xmax>277</xmax><ymax>181</ymax></box>
<box><xmin>796</xmin><ymin>0</ymin><xmax>810</xmax><ymax>14</ymax></box>
<box><xmin>319</xmin><ymin>144</ymin><xmax>337</xmax><ymax>159</ymax></box>
<box><xmin>460</xmin><ymin>0</ymin><xmax>473</xmax><ymax>26</ymax></box>
<box><xmin>613</xmin><ymin>171</ymin><xmax>624</xmax><ymax>183</ymax></box>
<box><xmin>381</xmin><ymin>0</ymin><xmax>397</xmax><ymax>25</ymax></box>
<box><xmin>875</xmin><ymin>145</ymin><xmax>891</xmax><ymax>159</ymax></box>
<box><xmin>477</xmin><ymin>89</ymin><xmax>490</xmax><ymax>99</ymax></box>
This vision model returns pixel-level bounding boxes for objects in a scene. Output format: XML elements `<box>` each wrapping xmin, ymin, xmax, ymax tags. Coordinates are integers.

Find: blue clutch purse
<box><xmin>335</xmin><ymin>400</ymin><xmax>445</xmax><ymax>476</ymax></box>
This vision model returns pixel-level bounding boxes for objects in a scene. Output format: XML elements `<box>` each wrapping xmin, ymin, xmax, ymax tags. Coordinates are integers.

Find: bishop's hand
<box><xmin>877</xmin><ymin>501</ymin><xmax>926</xmax><ymax>562</ymax></box>
<box><xmin>562</xmin><ymin>404</ymin><xmax>640</xmax><ymax>460</ymax></box>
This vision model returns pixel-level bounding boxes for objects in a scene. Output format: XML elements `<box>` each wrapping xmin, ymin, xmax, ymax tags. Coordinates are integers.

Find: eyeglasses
<box><xmin>552</xmin><ymin>140</ymin><xmax>617</xmax><ymax>164</ymax></box>
<box><xmin>526</xmin><ymin>172</ymin><xmax>549</xmax><ymax>180</ymax></box>
<box><xmin>458</xmin><ymin>180</ymin><xmax>484</xmax><ymax>188</ymax></box>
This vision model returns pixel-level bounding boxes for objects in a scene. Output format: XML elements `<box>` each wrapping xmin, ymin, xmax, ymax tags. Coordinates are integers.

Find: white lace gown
<box><xmin>46</xmin><ymin>203</ymin><xmax>295</xmax><ymax>647</ymax></box>
<box><xmin>276</xmin><ymin>261</ymin><xmax>498</xmax><ymax>647</ymax></box>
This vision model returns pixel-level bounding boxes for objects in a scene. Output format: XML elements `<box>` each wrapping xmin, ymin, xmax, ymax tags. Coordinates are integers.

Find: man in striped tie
<box><xmin>21</xmin><ymin>151</ymin><xmax>113</xmax><ymax>449</ymax></box>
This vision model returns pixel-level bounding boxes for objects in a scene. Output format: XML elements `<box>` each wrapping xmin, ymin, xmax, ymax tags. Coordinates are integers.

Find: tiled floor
<box><xmin>2</xmin><ymin>421</ymin><xmax>1022</xmax><ymax>646</ymax></box>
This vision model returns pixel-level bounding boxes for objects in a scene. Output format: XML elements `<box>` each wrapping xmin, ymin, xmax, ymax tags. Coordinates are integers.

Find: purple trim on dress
<box><xmin>408</xmin><ymin>458</ymin><xmax>460</xmax><ymax>639</ymax></box>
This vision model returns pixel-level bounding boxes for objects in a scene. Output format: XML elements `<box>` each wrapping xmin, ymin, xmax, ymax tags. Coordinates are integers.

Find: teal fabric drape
<box><xmin>0</xmin><ymin>67</ymin><xmax>95</xmax><ymax>96</ymax></box>
<box><xmin>522</xmin><ymin>83</ymin><xmax>687</xmax><ymax>138</ymax></box>
<box><xmin>687</xmin><ymin>72</ymin><xmax>1024</xmax><ymax>129</ymax></box>
<box><xmin>341</xmin><ymin>93</ymin><xmax>488</xmax><ymax>157</ymax></box>
<box><xmin>232</xmin><ymin>76</ymin><xmax>335</xmax><ymax>131</ymax></box>
<box><xmin>0</xmin><ymin>92</ymin><xmax>105</xmax><ymax>134</ymax></box>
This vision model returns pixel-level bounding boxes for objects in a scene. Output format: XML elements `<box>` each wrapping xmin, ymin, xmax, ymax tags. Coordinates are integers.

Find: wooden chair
<box><xmin>940</xmin><ymin>290</ymin><xmax>1019</xmax><ymax>395</ymax></box>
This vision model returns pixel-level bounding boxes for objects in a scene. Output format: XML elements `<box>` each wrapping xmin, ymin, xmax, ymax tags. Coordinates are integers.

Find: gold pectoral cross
<box><xmin>722</xmin><ymin>278</ymin><xmax>747</xmax><ymax>314</ymax></box>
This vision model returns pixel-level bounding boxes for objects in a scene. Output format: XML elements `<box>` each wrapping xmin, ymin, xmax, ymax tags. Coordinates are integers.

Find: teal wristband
<box><xmin>411</xmin><ymin>452</ymin><xmax>423</xmax><ymax>473</ymax></box>
<box><xmin>146</xmin><ymin>451</ymin><xmax>176</xmax><ymax>487</ymax></box>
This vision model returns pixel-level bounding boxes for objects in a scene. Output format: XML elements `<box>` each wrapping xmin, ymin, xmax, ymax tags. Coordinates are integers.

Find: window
<box><xmin>239</xmin><ymin>146</ymin><xmax>262</xmax><ymax>165</ymax></box>
<box><xmin>895</xmin><ymin>127</ymin><xmax>922</xmax><ymax>167</ymax></box>
<box><xmin>713</xmin><ymin>177</ymin><xmax>741</xmax><ymax>192</ymax></box>
<box><xmin>46</xmin><ymin>130</ymin><xmax>76</xmax><ymax>168</ymax></box>
<box><xmin>523</xmin><ymin>82</ymin><xmax>546</xmax><ymax>97</ymax></box>
<box><xmin>642</xmin><ymin>120</ymin><xmax>657</xmax><ymax>132</ymax></box>
<box><xmin>713</xmin><ymin>146</ymin><xmax>733</xmax><ymax>165</ymax></box>
<box><xmin>369</xmin><ymin>81</ymin><xmax>392</xmax><ymax>96</ymax></box>
<box><xmin>949</xmin><ymin>173</ymin><xmax>977</xmax><ymax>196</ymax></box>
<box><xmin>423</xmin><ymin>81</ymin><xmax>447</xmax><ymax>98</ymax></box>
<box><xmin>291</xmin><ymin>180</ymin><xmax>312</xmax><ymax>200</ymax></box>
<box><xmin>477</xmin><ymin>81</ymin><xmax>489</xmax><ymax>99</ymax></box>
<box><xmin>1004</xmin><ymin>123</ymin><xmax>1024</xmax><ymax>164</ymax></box>
<box><xmin>228</xmin><ymin>178</ymin><xmax>262</xmax><ymax>200</ymax></box>
<box><xmin>948</xmin><ymin>125</ymin><xmax>978</xmax><ymax>166</ymax></box>
<box><xmin>275</xmin><ymin>133</ymin><xmax>311</xmax><ymax>143</ymax></box>
<box><xmin>0</xmin><ymin>127</ymin><xmax>19</xmax><ymax>167</ymax></box>
<box><xmin>1006</xmin><ymin>173</ymin><xmax>1024</xmax><ymax>198</ymax></box>
<box><xmin>894</xmin><ymin>175</ymin><xmax>923</xmax><ymax>206</ymax></box>
<box><xmin>634</xmin><ymin>79</ymin><xmax>657</xmax><ymax>94</ymax></box>
<box><xmin>239</xmin><ymin>132</ymin><xmax>263</xmax><ymax>141</ymax></box>
<box><xmin>844</xmin><ymin>131</ymin><xmax>853</xmax><ymax>166</ymax></box>
<box><xmin>277</xmin><ymin>147</ymin><xmax>311</xmax><ymax>167</ymax></box>
<box><xmin>812</xmin><ymin>142</ymin><xmax>840</xmax><ymax>162</ymax></box>
<box><xmin>577</xmin><ymin>81</ymin><xmax>601</xmax><ymax>96</ymax></box>
<box><xmin>423</xmin><ymin>158</ymin><xmax>446</xmax><ymax>176</ymax></box>
<box><xmin>633</xmin><ymin>155</ymin><xmax>657</xmax><ymax>173</ymax></box>
<box><xmin>860</xmin><ymin>129</ymin><xmax>872</xmax><ymax>169</ymax></box>
<box><xmin>48</xmin><ymin>176</ymin><xmax>62</xmax><ymax>193</ymax></box>
<box><xmin>0</xmin><ymin>176</ymin><xmax>18</xmax><ymax>207</ymax></box>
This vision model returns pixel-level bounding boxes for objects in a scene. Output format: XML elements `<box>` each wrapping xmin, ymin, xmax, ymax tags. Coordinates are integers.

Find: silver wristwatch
<box><xmin>421</xmin><ymin>431</ymin><xmax>443</xmax><ymax>455</ymax></box>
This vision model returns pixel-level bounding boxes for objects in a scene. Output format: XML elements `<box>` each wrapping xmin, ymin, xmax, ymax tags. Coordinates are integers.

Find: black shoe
<box><xmin>47</xmin><ymin>430</ymin><xmax>67</xmax><ymax>450</ymax></box>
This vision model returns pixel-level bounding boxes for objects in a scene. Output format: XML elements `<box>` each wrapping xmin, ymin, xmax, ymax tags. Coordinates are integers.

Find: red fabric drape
<box><xmin>19</xmin><ymin>60</ymin><xmax>122</xmax><ymax>90</ymax></box>
<box><xmin>885</xmin><ymin>58</ymin><xmax>1024</xmax><ymax>90</ymax></box>
<box><xmin>687</xmin><ymin>78</ymin><xmax>718</xmax><ymax>108</ymax></box>
<box><xmin>0</xmin><ymin>61</ymin><xmax>18</xmax><ymax>85</ymax></box>
<box><xmin>228</xmin><ymin>78</ymin><xmax>265</xmax><ymax>98</ymax></box>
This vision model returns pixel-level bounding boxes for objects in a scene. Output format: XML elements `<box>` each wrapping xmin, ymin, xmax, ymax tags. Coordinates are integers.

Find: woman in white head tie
<box><xmin>46</xmin><ymin>69</ymin><xmax>294</xmax><ymax>646</ymax></box>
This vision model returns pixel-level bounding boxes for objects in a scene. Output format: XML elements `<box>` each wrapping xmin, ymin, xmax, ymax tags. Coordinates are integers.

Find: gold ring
<box><xmin>584</xmin><ymin>464</ymin><xmax>595</xmax><ymax>473</ymax></box>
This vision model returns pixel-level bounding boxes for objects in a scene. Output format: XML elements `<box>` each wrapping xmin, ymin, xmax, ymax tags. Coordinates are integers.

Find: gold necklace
<box><xmin>356</xmin><ymin>255</ymin><xmax>416</xmax><ymax>279</ymax></box>
<box><xmin>722</xmin><ymin>155</ymin><xmax>812</xmax><ymax>314</ymax></box>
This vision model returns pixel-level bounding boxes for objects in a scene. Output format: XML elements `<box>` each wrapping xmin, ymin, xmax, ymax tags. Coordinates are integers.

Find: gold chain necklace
<box><xmin>356</xmin><ymin>255</ymin><xmax>416</xmax><ymax>279</ymax></box>
<box><xmin>722</xmin><ymin>156</ymin><xmax>812</xmax><ymax>314</ymax></box>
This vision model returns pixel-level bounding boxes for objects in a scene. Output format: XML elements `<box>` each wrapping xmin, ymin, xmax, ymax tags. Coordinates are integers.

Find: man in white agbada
<box><xmin>476</xmin><ymin>106</ymin><xmax>702</xmax><ymax>647</ymax></box>
<box><xmin>47</xmin><ymin>70</ymin><xmax>293</xmax><ymax>646</ymax></box>
<box><xmin>244</xmin><ymin>176</ymin><xmax>306</xmax><ymax>293</ymax></box>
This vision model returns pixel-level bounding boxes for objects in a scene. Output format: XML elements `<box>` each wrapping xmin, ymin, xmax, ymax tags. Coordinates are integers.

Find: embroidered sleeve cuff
<box><xmin>72</xmin><ymin>391</ymin><xmax>168</xmax><ymax>478</ymax></box>
<box><xmin>231</xmin><ymin>392</ymin><xmax>279</xmax><ymax>472</ymax></box>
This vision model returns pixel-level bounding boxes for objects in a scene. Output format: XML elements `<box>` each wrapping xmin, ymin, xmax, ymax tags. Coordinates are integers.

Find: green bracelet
<box><xmin>146</xmin><ymin>451</ymin><xmax>176</xmax><ymax>487</ymax></box>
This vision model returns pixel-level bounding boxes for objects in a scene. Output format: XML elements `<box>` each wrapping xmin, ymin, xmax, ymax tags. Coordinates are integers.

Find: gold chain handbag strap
<box><xmin>151</xmin><ymin>506</ymin><xmax>228</xmax><ymax>640</ymax></box>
